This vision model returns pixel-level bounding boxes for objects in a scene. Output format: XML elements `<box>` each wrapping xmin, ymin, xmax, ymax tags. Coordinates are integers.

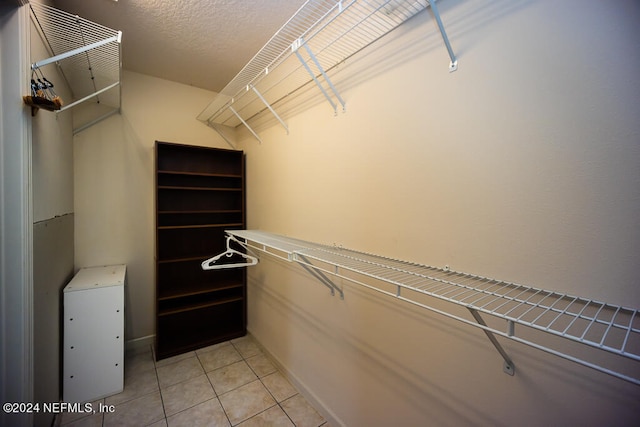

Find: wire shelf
<box><xmin>226</xmin><ymin>229</ymin><xmax>640</xmax><ymax>386</ymax></box>
<box><xmin>29</xmin><ymin>3</ymin><xmax>122</xmax><ymax>132</ymax></box>
<box><xmin>197</xmin><ymin>0</ymin><xmax>456</xmax><ymax>136</ymax></box>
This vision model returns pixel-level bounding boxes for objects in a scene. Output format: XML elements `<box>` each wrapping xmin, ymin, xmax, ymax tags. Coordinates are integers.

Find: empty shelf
<box><xmin>29</xmin><ymin>3</ymin><xmax>122</xmax><ymax>133</ymax></box>
<box><xmin>198</xmin><ymin>0</ymin><xmax>457</xmax><ymax>140</ymax></box>
<box><xmin>227</xmin><ymin>229</ymin><xmax>640</xmax><ymax>386</ymax></box>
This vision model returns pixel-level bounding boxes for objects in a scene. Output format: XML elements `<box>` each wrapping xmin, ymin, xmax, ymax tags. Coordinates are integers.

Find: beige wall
<box><xmin>70</xmin><ymin>0</ymin><xmax>640</xmax><ymax>425</ymax></box>
<box><xmin>238</xmin><ymin>0</ymin><xmax>640</xmax><ymax>425</ymax></box>
<box><xmin>29</xmin><ymin>6</ymin><xmax>75</xmax><ymax>426</ymax></box>
<box><xmin>73</xmin><ymin>70</ymin><xmax>229</xmax><ymax>340</ymax></box>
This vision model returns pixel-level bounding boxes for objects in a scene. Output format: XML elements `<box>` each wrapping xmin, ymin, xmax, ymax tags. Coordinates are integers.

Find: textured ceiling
<box><xmin>52</xmin><ymin>0</ymin><xmax>308</xmax><ymax>92</ymax></box>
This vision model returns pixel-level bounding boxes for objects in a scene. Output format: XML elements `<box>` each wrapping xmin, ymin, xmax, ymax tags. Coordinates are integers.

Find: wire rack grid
<box><xmin>226</xmin><ymin>229</ymin><xmax>640</xmax><ymax>386</ymax></box>
<box><xmin>197</xmin><ymin>0</ymin><xmax>435</xmax><ymax>128</ymax></box>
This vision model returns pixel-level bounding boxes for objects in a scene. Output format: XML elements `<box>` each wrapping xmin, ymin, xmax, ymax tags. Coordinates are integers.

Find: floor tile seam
<box><xmin>194</xmin><ymin>349</ymin><xmax>245</xmax><ymax>374</ymax></box>
<box><xmin>193</xmin><ymin>342</ymin><xmax>233</xmax><ymax>358</ymax></box>
<box><xmin>107</xmin><ymin>387</ymin><xmax>160</xmax><ymax>408</ymax></box>
<box><xmin>123</xmin><ymin>366</ymin><xmax>157</xmax><ymax>379</ymax></box>
<box><xmin>58</xmin><ymin>410</ymin><xmax>103</xmax><ymax>427</ymax></box>
<box><xmin>199</xmin><ymin>393</ymin><xmax>234</xmax><ymax>427</ymax></box>
<box><xmin>230</xmin><ymin>401</ymin><xmax>282</xmax><ymax>427</ymax></box>
<box><xmin>244</xmin><ymin>359</ymin><xmax>267</xmax><ymax>379</ymax></box>
<box><xmin>162</xmin><ymin>396</ymin><xmax>225</xmax><ymax>424</ymax></box>
<box><xmin>231</xmin><ymin>340</ymin><xmax>262</xmax><ymax>360</ymax></box>
<box><xmin>205</xmin><ymin>369</ymin><xmax>260</xmax><ymax>397</ymax></box>
<box><xmin>203</xmin><ymin>366</ymin><xmax>222</xmax><ymax>398</ymax></box>
<box><xmin>270</xmin><ymin>387</ymin><xmax>302</xmax><ymax>406</ymax></box>
<box><xmin>153</xmin><ymin>359</ymin><xmax>169</xmax><ymax>423</ymax></box>
<box><xmin>259</xmin><ymin>376</ymin><xmax>304</xmax><ymax>423</ymax></box>
<box><xmin>239</xmin><ymin>350</ymin><xmax>274</xmax><ymax>379</ymax></box>
<box><xmin>164</xmin><ymin>396</ymin><xmax>229</xmax><ymax>424</ymax></box>
<box><xmin>276</xmin><ymin>401</ymin><xmax>298</xmax><ymax>427</ymax></box>
<box><xmin>229</xmin><ymin>402</ymin><xmax>298</xmax><ymax>427</ymax></box>
<box><xmin>154</xmin><ymin>354</ymin><xmax>200</xmax><ymax>371</ymax></box>
<box><xmin>278</xmin><ymin>391</ymin><xmax>309</xmax><ymax>425</ymax></box>
<box><xmin>136</xmin><ymin>412</ymin><xmax>166</xmax><ymax>427</ymax></box>
<box><xmin>215</xmin><ymin>377</ymin><xmax>267</xmax><ymax>402</ymax></box>
<box><xmin>157</xmin><ymin>369</ymin><xmax>207</xmax><ymax>390</ymax></box>
<box><xmin>240</xmin><ymin>348</ymin><xmax>300</xmax><ymax>400</ymax></box>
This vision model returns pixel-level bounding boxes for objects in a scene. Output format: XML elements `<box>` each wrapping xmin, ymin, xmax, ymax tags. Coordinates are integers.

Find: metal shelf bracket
<box><xmin>427</xmin><ymin>0</ymin><xmax>458</xmax><ymax>72</ymax></box>
<box><xmin>208</xmin><ymin>123</ymin><xmax>237</xmax><ymax>149</ymax></box>
<box><xmin>225</xmin><ymin>230</ymin><xmax>640</xmax><ymax>387</ymax></box>
<box><xmin>251</xmin><ymin>85</ymin><xmax>289</xmax><ymax>134</ymax></box>
<box><xmin>293</xmin><ymin>38</ymin><xmax>346</xmax><ymax>115</ymax></box>
<box><xmin>229</xmin><ymin>106</ymin><xmax>262</xmax><ymax>144</ymax></box>
<box><xmin>295</xmin><ymin>254</ymin><xmax>344</xmax><ymax>299</ymax></box>
<box><xmin>29</xmin><ymin>3</ymin><xmax>122</xmax><ymax>132</ymax></box>
<box><xmin>199</xmin><ymin>0</ymin><xmax>458</xmax><ymax>133</ymax></box>
<box><xmin>469</xmin><ymin>308</ymin><xmax>515</xmax><ymax>376</ymax></box>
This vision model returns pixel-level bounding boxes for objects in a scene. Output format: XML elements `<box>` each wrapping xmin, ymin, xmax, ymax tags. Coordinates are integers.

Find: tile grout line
<box><xmin>196</xmin><ymin>349</ymin><xmax>235</xmax><ymax>427</ymax></box>
<box><xmin>231</xmin><ymin>339</ymin><xmax>284</xmax><ymax>427</ymax></box>
<box><xmin>97</xmin><ymin>336</ymin><xmax>326</xmax><ymax>427</ymax></box>
<box><xmin>152</xmin><ymin>343</ymin><xmax>169</xmax><ymax>427</ymax></box>
<box><xmin>230</xmin><ymin>338</ymin><xmax>305</xmax><ymax>427</ymax></box>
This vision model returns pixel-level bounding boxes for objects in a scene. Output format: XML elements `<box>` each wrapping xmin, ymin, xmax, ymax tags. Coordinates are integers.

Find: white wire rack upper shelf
<box><xmin>29</xmin><ymin>2</ymin><xmax>122</xmax><ymax>133</ymax></box>
<box><xmin>225</xmin><ymin>229</ymin><xmax>640</xmax><ymax>387</ymax></box>
<box><xmin>197</xmin><ymin>0</ymin><xmax>457</xmax><ymax>142</ymax></box>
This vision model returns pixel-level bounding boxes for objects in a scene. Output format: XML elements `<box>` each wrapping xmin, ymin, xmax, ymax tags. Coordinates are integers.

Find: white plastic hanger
<box><xmin>201</xmin><ymin>235</ymin><xmax>259</xmax><ymax>270</ymax></box>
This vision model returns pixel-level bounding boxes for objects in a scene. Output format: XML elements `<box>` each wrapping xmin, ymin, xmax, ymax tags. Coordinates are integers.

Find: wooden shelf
<box><xmin>158</xmin><ymin>170</ymin><xmax>242</xmax><ymax>178</ymax></box>
<box><xmin>158</xmin><ymin>223</ymin><xmax>244</xmax><ymax>230</ymax></box>
<box><xmin>155</xmin><ymin>141</ymin><xmax>246</xmax><ymax>360</ymax></box>
<box><xmin>158</xmin><ymin>186</ymin><xmax>242</xmax><ymax>191</ymax></box>
<box><xmin>158</xmin><ymin>283</ymin><xmax>244</xmax><ymax>302</ymax></box>
<box><xmin>158</xmin><ymin>297</ymin><xmax>245</xmax><ymax>317</ymax></box>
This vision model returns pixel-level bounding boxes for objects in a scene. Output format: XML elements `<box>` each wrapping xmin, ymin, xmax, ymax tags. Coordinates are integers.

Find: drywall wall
<box><xmin>239</xmin><ymin>0</ymin><xmax>640</xmax><ymax>425</ymax></box>
<box><xmin>29</xmin><ymin>5</ymin><xmax>75</xmax><ymax>426</ymax></box>
<box><xmin>0</xmin><ymin>5</ymin><xmax>33</xmax><ymax>427</ymax></box>
<box><xmin>32</xmin><ymin>215</ymin><xmax>73</xmax><ymax>426</ymax></box>
<box><xmin>73</xmin><ymin>70</ymin><xmax>229</xmax><ymax>341</ymax></box>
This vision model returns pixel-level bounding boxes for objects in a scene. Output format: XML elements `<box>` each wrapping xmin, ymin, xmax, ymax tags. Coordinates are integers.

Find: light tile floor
<box><xmin>59</xmin><ymin>334</ymin><xmax>329</xmax><ymax>427</ymax></box>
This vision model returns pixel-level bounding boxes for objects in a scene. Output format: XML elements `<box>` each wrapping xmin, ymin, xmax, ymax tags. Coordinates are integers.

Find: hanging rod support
<box><xmin>294</xmin><ymin>49</ymin><xmax>337</xmax><ymax>114</ymax></box>
<box><xmin>251</xmin><ymin>85</ymin><xmax>289</xmax><ymax>134</ymax></box>
<box><xmin>427</xmin><ymin>0</ymin><xmax>458</xmax><ymax>72</ymax></box>
<box><xmin>468</xmin><ymin>308</ymin><xmax>515</xmax><ymax>376</ymax></box>
<box><xmin>72</xmin><ymin>108</ymin><xmax>119</xmax><ymax>135</ymax></box>
<box><xmin>293</xmin><ymin>38</ymin><xmax>345</xmax><ymax>115</ymax></box>
<box><xmin>301</xmin><ymin>41</ymin><xmax>346</xmax><ymax>113</ymax></box>
<box><xmin>210</xmin><ymin>124</ymin><xmax>237</xmax><ymax>149</ymax></box>
<box><xmin>229</xmin><ymin>106</ymin><xmax>262</xmax><ymax>144</ymax></box>
<box><xmin>294</xmin><ymin>254</ymin><xmax>344</xmax><ymax>298</ymax></box>
<box><xmin>32</xmin><ymin>32</ymin><xmax>121</xmax><ymax>70</ymax></box>
<box><xmin>57</xmin><ymin>81</ymin><xmax>120</xmax><ymax>112</ymax></box>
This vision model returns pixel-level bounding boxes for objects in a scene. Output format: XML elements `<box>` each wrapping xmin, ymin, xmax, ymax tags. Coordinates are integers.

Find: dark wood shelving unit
<box><xmin>155</xmin><ymin>141</ymin><xmax>246</xmax><ymax>360</ymax></box>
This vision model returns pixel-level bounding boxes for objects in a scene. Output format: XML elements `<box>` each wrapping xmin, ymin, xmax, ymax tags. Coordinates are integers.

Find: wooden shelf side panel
<box><xmin>154</xmin><ymin>141</ymin><xmax>247</xmax><ymax>360</ymax></box>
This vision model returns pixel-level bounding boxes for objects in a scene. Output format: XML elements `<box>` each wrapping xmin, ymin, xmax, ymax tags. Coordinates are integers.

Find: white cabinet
<box><xmin>63</xmin><ymin>264</ymin><xmax>126</xmax><ymax>403</ymax></box>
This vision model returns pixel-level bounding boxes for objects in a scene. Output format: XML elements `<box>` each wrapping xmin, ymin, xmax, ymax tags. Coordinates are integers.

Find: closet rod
<box><xmin>58</xmin><ymin>82</ymin><xmax>119</xmax><ymax>112</ymax></box>
<box><xmin>31</xmin><ymin>32</ymin><xmax>122</xmax><ymax>70</ymax></box>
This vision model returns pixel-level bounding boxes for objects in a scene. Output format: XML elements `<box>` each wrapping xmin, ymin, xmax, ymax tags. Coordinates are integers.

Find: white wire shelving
<box><xmin>224</xmin><ymin>229</ymin><xmax>640</xmax><ymax>386</ymax></box>
<box><xmin>29</xmin><ymin>3</ymin><xmax>122</xmax><ymax>134</ymax></box>
<box><xmin>197</xmin><ymin>0</ymin><xmax>457</xmax><ymax>144</ymax></box>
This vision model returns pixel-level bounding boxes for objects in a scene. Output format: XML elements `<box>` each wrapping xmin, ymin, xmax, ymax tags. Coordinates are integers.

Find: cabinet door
<box><xmin>63</xmin><ymin>286</ymin><xmax>124</xmax><ymax>402</ymax></box>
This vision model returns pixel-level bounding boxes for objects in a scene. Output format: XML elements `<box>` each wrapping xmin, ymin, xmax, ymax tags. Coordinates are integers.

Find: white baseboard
<box><xmin>247</xmin><ymin>328</ymin><xmax>345</xmax><ymax>427</ymax></box>
<box><xmin>125</xmin><ymin>334</ymin><xmax>155</xmax><ymax>355</ymax></box>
